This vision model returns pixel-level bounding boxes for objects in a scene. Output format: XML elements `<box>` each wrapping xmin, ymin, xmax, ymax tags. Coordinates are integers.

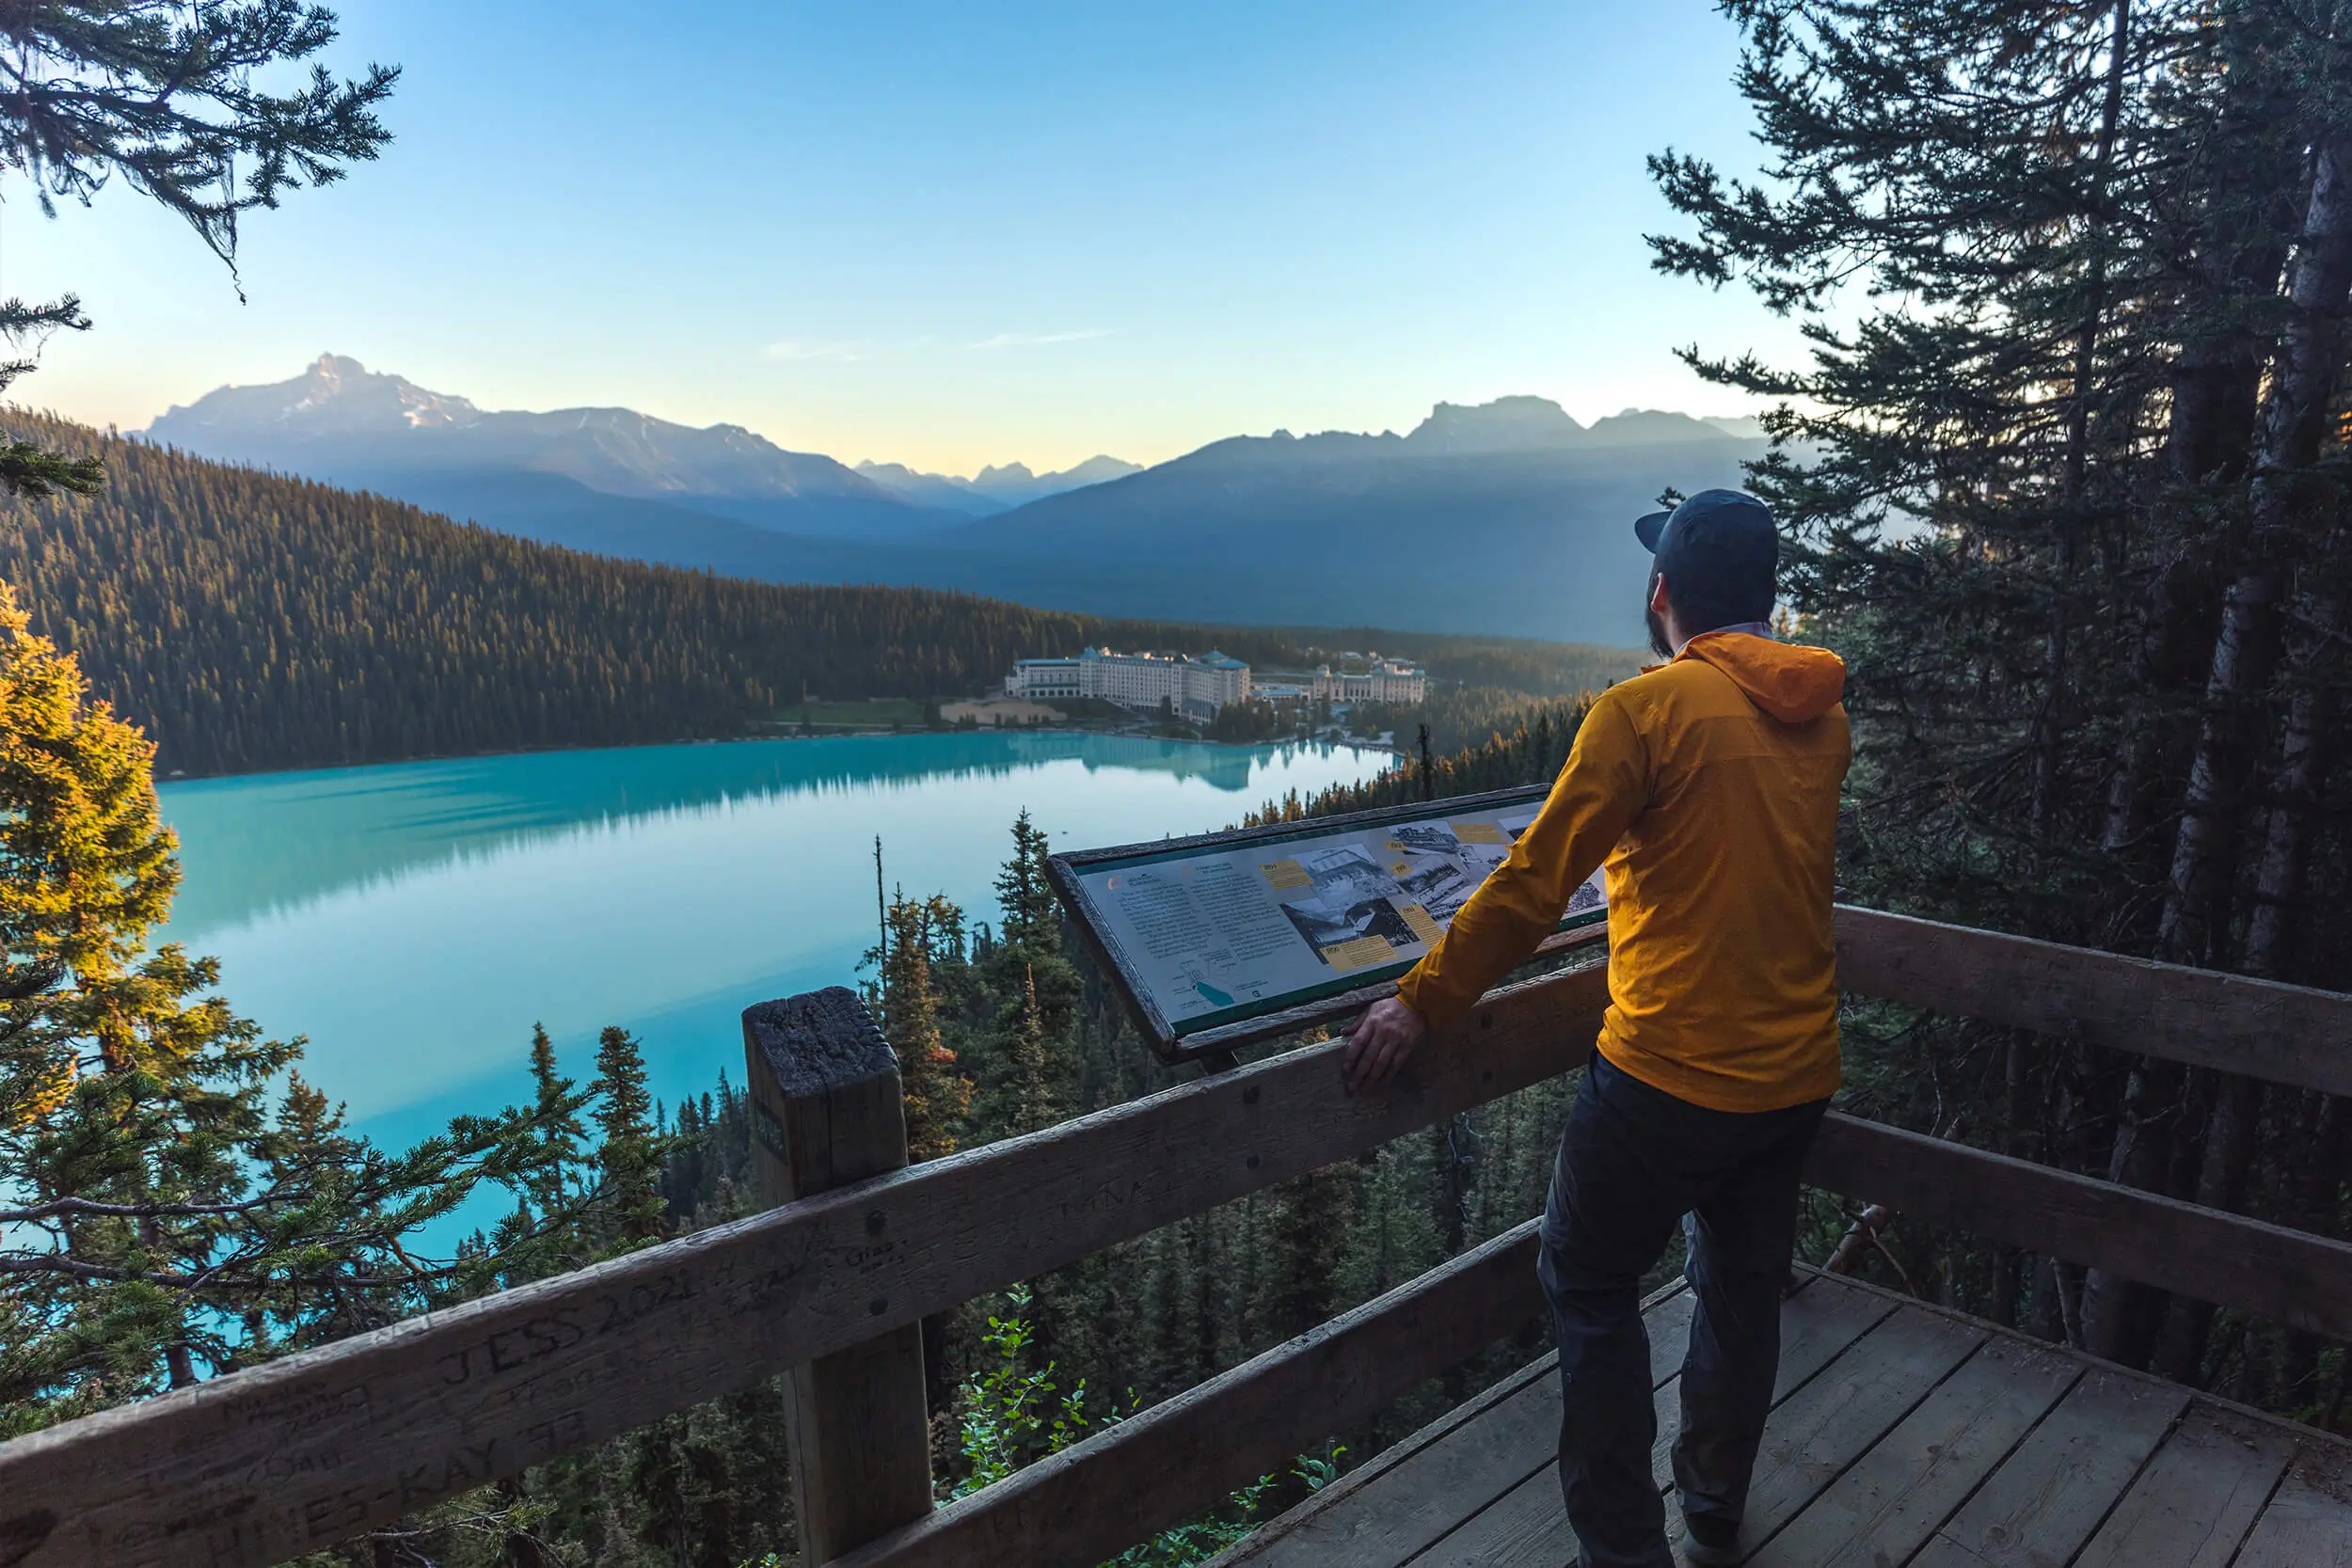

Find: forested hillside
<box><xmin>0</xmin><ymin>412</ymin><xmax>1635</xmax><ymax>776</ymax></box>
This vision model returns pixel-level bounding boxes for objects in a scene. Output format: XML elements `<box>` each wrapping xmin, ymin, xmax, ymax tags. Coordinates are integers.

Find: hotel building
<box><xmin>1006</xmin><ymin>648</ymin><xmax>1254</xmax><ymax>718</ymax></box>
<box><xmin>1306</xmin><ymin>656</ymin><xmax>1428</xmax><ymax>705</ymax></box>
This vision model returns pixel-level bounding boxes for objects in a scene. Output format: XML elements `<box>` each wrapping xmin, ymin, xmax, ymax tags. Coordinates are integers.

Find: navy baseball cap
<box><xmin>1634</xmin><ymin>488</ymin><xmax>1778</xmax><ymax>562</ymax></box>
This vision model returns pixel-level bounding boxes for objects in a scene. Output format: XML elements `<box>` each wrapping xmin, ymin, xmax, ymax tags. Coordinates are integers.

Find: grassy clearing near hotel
<box><xmin>771</xmin><ymin>696</ymin><xmax>931</xmax><ymax>729</ymax></box>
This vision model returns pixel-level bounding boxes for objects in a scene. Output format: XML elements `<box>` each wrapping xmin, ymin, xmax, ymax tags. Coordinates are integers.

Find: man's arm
<box><xmin>1344</xmin><ymin>695</ymin><xmax>1647</xmax><ymax>1088</ymax></box>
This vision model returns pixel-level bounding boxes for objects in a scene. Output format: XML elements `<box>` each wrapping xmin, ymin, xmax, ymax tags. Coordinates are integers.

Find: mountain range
<box><xmin>852</xmin><ymin>454</ymin><xmax>1143</xmax><ymax>515</ymax></box>
<box><xmin>141</xmin><ymin>358</ymin><xmax>1773</xmax><ymax>643</ymax></box>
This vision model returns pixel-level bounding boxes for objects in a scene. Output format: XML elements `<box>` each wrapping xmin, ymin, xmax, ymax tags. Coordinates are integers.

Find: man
<box><xmin>1343</xmin><ymin>489</ymin><xmax>1850</xmax><ymax>1568</ymax></box>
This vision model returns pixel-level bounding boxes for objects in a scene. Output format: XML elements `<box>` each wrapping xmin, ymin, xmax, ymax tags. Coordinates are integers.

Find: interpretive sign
<box><xmin>1048</xmin><ymin>784</ymin><xmax>1606</xmax><ymax>1061</ymax></box>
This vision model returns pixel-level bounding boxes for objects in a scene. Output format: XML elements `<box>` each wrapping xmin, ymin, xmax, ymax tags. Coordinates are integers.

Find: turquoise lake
<box><xmin>155</xmin><ymin>732</ymin><xmax>1394</xmax><ymax>1155</ymax></box>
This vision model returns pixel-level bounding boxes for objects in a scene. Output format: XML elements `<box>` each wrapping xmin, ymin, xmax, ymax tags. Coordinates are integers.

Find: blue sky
<box><xmin>16</xmin><ymin>0</ymin><xmax>1808</xmax><ymax>474</ymax></box>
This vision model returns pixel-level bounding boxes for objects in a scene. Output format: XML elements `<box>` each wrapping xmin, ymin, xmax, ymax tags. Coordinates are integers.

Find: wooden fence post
<box><xmin>743</xmin><ymin>987</ymin><xmax>934</xmax><ymax>1561</ymax></box>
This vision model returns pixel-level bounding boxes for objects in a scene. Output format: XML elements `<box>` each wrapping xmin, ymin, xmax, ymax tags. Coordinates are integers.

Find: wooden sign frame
<box><xmin>1048</xmin><ymin>784</ymin><xmax>1606</xmax><ymax>1064</ymax></box>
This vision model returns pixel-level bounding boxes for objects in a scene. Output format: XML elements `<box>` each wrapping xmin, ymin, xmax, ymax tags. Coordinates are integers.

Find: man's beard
<box><xmin>1645</xmin><ymin>564</ymin><xmax>1674</xmax><ymax>659</ymax></box>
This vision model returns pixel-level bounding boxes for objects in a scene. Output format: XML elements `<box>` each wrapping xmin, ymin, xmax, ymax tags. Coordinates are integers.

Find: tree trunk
<box><xmin>2083</xmin><ymin>124</ymin><xmax>2352</xmax><ymax>1365</ymax></box>
<box><xmin>2034</xmin><ymin>0</ymin><xmax>2133</xmax><ymax>843</ymax></box>
<box><xmin>2169</xmin><ymin>122</ymin><xmax>2352</xmax><ymax>958</ymax></box>
<box><xmin>2239</xmin><ymin>601</ymin><xmax>2341</xmax><ymax>980</ymax></box>
<box><xmin>2154</xmin><ymin>589</ymin><xmax>2342</xmax><ymax>1381</ymax></box>
<box><xmin>2277</xmin><ymin>1094</ymin><xmax>2350</xmax><ymax>1397</ymax></box>
<box><xmin>2151</xmin><ymin>1071</ymin><xmax>2265</xmax><ymax>1381</ymax></box>
<box><xmin>2099</xmin><ymin>0</ymin><xmax>2295</xmax><ymax>904</ymax></box>
<box><xmin>2100</xmin><ymin>555</ymin><xmax>2211</xmax><ymax>866</ymax></box>
<box><xmin>1988</xmin><ymin>1035</ymin><xmax>2030</xmax><ymax>1327</ymax></box>
<box><xmin>2078</xmin><ymin>1057</ymin><xmax>2182</xmax><ymax>1363</ymax></box>
<box><xmin>2089</xmin><ymin>123</ymin><xmax>2286</xmax><ymax>907</ymax></box>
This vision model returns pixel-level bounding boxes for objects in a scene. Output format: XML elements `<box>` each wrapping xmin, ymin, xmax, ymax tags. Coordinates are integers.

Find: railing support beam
<box><xmin>743</xmin><ymin>988</ymin><xmax>934</xmax><ymax>1561</ymax></box>
<box><xmin>833</xmin><ymin>1221</ymin><xmax>1551</xmax><ymax>1568</ymax></box>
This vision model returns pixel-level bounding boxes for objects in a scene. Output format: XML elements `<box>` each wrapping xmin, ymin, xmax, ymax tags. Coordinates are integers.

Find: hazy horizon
<box><xmin>11</xmin><ymin>0</ymin><xmax>1811</xmax><ymax>475</ymax></box>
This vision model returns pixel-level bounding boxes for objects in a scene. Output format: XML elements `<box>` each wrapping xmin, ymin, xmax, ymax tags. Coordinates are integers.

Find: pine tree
<box><xmin>478</xmin><ymin>1024</ymin><xmax>596</xmax><ymax>1289</ymax></box>
<box><xmin>592</xmin><ymin>1026</ymin><xmax>666</xmax><ymax>1250</ymax></box>
<box><xmin>525</xmin><ymin>1022</ymin><xmax>587</xmax><ymax>1218</ymax></box>
<box><xmin>870</xmin><ymin>892</ymin><xmax>970</xmax><ymax>1163</ymax></box>
<box><xmin>993</xmin><ymin>809</ymin><xmax>1060</xmax><ymax>954</ymax></box>
<box><xmin>1266</xmin><ymin>1166</ymin><xmax>1355</xmax><ymax>1338</ymax></box>
<box><xmin>967</xmin><ymin>814</ymin><xmax>1083</xmax><ymax>1139</ymax></box>
<box><xmin>1002</xmin><ymin>965</ymin><xmax>1057</xmax><ymax>1138</ymax></box>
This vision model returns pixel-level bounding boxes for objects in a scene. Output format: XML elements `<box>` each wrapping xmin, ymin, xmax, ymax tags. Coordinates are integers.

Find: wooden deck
<box><xmin>1216</xmin><ymin>1268</ymin><xmax>2352</xmax><ymax>1568</ymax></box>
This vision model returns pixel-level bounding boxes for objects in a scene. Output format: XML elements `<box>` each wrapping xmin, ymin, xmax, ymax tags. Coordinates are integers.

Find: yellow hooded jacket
<box><xmin>1396</xmin><ymin>631</ymin><xmax>1851</xmax><ymax>1114</ymax></box>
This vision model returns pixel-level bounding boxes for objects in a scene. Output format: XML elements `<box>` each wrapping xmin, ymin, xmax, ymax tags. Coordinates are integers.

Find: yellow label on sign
<box><xmin>1451</xmin><ymin>821</ymin><xmax>1507</xmax><ymax>845</ymax></box>
<box><xmin>1324</xmin><ymin>934</ymin><xmax>1398</xmax><ymax>972</ymax></box>
<box><xmin>1397</xmin><ymin>901</ymin><xmax>1446</xmax><ymax>945</ymax></box>
<box><xmin>1259</xmin><ymin>859</ymin><xmax>1311</xmax><ymax>891</ymax></box>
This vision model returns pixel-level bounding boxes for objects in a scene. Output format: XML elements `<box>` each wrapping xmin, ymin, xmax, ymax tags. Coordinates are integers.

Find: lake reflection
<box><xmin>157</xmin><ymin>732</ymin><xmax>1393</xmax><ymax>1150</ymax></box>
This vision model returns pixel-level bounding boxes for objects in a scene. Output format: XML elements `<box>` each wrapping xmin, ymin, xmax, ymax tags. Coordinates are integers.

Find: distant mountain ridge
<box><xmin>854</xmin><ymin>454</ymin><xmax>1143</xmax><ymax>515</ymax></box>
<box><xmin>140</xmin><ymin>361</ymin><xmax>1775</xmax><ymax>642</ymax></box>
<box><xmin>152</xmin><ymin>354</ymin><xmax>885</xmax><ymax>503</ymax></box>
<box><xmin>145</xmin><ymin>356</ymin><xmax>1139</xmax><ymax>541</ymax></box>
<box><xmin>921</xmin><ymin>409</ymin><xmax>1769</xmax><ymax>641</ymax></box>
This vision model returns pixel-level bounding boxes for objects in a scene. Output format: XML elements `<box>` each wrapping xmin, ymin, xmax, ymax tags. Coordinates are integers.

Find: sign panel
<box><xmin>1048</xmin><ymin>784</ymin><xmax>1605</xmax><ymax>1060</ymax></box>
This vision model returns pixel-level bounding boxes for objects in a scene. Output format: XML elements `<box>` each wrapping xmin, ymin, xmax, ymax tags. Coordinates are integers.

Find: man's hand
<box><xmin>1344</xmin><ymin>996</ymin><xmax>1428</xmax><ymax>1091</ymax></box>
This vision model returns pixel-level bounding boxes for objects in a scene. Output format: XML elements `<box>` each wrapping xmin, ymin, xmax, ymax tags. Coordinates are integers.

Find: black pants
<box><xmin>1537</xmin><ymin>1051</ymin><xmax>1829</xmax><ymax>1568</ymax></box>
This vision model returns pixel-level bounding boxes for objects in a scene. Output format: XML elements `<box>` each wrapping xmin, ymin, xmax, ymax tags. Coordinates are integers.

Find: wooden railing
<box><xmin>4</xmin><ymin>907</ymin><xmax>2350</xmax><ymax>1568</ymax></box>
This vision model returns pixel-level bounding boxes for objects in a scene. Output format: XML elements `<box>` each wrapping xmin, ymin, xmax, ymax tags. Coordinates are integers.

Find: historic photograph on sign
<box><xmin>1266</xmin><ymin>846</ymin><xmax>1425</xmax><ymax>972</ymax></box>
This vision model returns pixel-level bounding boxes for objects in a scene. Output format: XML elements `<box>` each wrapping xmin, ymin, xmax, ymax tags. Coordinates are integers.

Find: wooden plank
<box><xmin>1402</xmin><ymin>1468</ymin><xmax>1567</xmax><ymax>1568</ymax></box>
<box><xmin>1750</xmin><ymin>1334</ymin><xmax>2081</xmax><ymax>1568</ymax></box>
<box><xmin>2233</xmin><ymin>1444</ymin><xmax>2352</xmax><ymax>1568</ymax></box>
<box><xmin>829</xmin><ymin>1220</ymin><xmax>1550</xmax><ymax>1568</ymax></box>
<box><xmin>1911</xmin><ymin>1366</ymin><xmax>2188</xmax><ymax>1568</ymax></box>
<box><xmin>1806</xmin><ymin>1112</ymin><xmax>2352</xmax><ymax>1342</ymax></box>
<box><xmin>0</xmin><ymin>963</ymin><xmax>1608</xmax><ymax>1568</ymax></box>
<box><xmin>1419</xmin><ymin>1275</ymin><xmax>1892</xmax><ymax>1568</ymax></box>
<box><xmin>2072</xmin><ymin>1403</ymin><xmax>2293</xmax><ymax>1568</ymax></box>
<box><xmin>1662</xmin><ymin>1307</ymin><xmax>1985</xmax><ymax>1560</ymax></box>
<box><xmin>1647</xmin><ymin>1274</ymin><xmax>1900</xmax><ymax>1494</ymax></box>
<box><xmin>1835</xmin><ymin>905</ymin><xmax>2352</xmax><ymax>1098</ymax></box>
<box><xmin>1215</xmin><ymin>1355</ymin><xmax>1561</xmax><ymax>1568</ymax></box>
<box><xmin>1767</xmin><ymin>1275</ymin><xmax>1896</xmax><ymax>1403</ymax></box>
<box><xmin>1224</xmin><ymin>1287</ymin><xmax>1697</xmax><ymax>1568</ymax></box>
<box><xmin>740</xmin><ymin>990</ymin><xmax>933</xmax><ymax>1560</ymax></box>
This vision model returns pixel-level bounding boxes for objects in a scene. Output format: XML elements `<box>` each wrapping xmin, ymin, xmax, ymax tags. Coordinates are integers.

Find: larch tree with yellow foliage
<box><xmin>0</xmin><ymin>589</ymin><xmax>552</xmax><ymax>1432</ymax></box>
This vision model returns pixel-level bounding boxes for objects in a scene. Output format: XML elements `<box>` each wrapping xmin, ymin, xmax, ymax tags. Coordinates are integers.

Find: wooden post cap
<box><xmin>745</xmin><ymin>987</ymin><xmax>897</xmax><ymax>1097</ymax></box>
<box><xmin>742</xmin><ymin>986</ymin><xmax>933</xmax><ymax>1559</ymax></box>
